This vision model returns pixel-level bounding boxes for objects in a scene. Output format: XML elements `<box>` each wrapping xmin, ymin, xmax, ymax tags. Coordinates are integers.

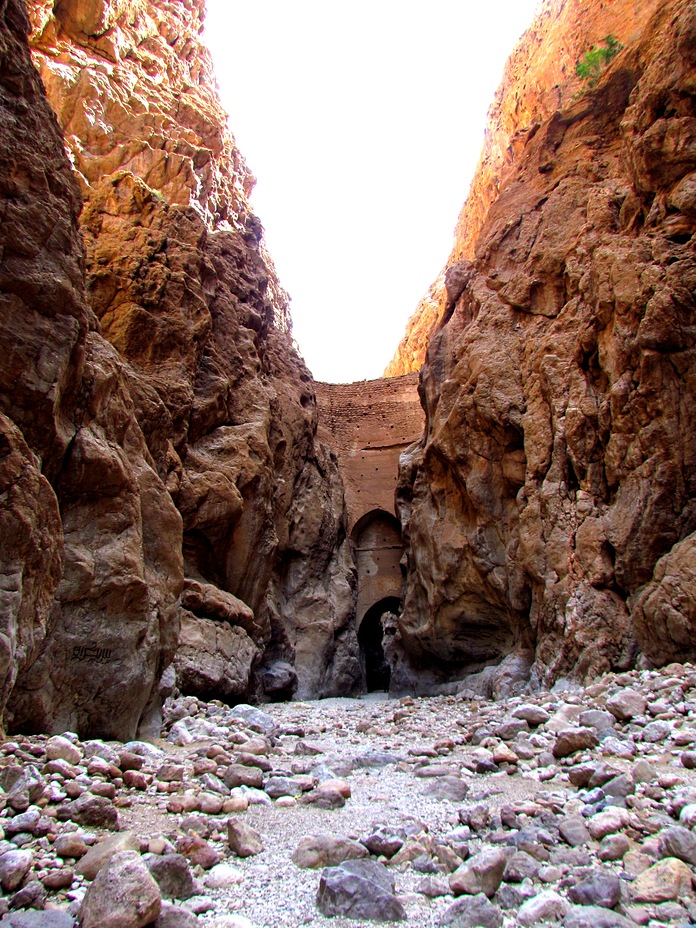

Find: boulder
<box><xmin>78</xmin><ymin>851</ymin><xmax>161</xmax><ymax>928</ymax></box>
<box><xmin>449</xmin><ymin>847</ymin><xmax>506</xmax><ymax>898</ymax></box>
<box><xmin>292</xmin><ymin>834</ymin><xmax>368</xmax><ymax>869</ymax></box>
<box><xmin>316</xmin><ymin>859</ymin><xmax>405</xmax><ymax>921</ymax></box>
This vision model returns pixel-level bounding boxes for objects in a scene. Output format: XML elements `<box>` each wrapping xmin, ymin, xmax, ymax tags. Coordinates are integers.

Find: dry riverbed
<box><xmin>1</xmin><ymin>665</ymin><xmax>696</xmax><ymax>928</ymax></box>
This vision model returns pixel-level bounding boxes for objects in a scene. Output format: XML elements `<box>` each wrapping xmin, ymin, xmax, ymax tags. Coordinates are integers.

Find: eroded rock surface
<box><xmin>386</xmin><ymin>0</ymin><xmax>666</xmax><ymax>377</ymax></box>
<box><xmin>0</xmin><ymin>0</ymin><xmax>357</xmax><ymax>738</ymax></box>
<box><xmin>0</xmin><ymin>0</ymin><xmax>183</xmax><ymax>740</ymax></box>
<box><xmin>394</xmin><ymin>0</ymin><xmax>696</xmax><ymax>690</ymax></box>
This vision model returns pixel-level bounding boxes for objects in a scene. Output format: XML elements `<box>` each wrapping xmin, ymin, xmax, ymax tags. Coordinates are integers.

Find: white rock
<box><xmin>518</xmin><ymin>890</ymin><xmax>570</xmax><ymax>926</ymax></box>
<box><xmin>205</xmin><ymin>863</ymin><xmax>245</xmax><ymax>889</ymax></box>
<box><xmin>46</xmin><ymin>735</ymin><xmax>82</xmax><ymax>766</ymax></box>
<box><xmin>239</xmin><ymin>785</ymin><xmax>272</xmax><ymax>806</ymax></box>
<box><xmin>679</xmin><ymin>803</ymin><xmax>696</xmax><ymax>828</ymax></box>
<box><xmin>123</xmin><ymin>741</ymin><xmax>164</xmax><ymax>761</ymax></box>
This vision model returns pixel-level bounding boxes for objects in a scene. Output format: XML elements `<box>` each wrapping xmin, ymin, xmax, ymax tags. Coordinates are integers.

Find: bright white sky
<box><xmin>203</xmin><ymin>1</ymin><xmax>539</xmax><ymax>383</ymax></box>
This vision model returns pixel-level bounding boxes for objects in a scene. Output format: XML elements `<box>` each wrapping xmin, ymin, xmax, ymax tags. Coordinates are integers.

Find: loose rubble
<box><xmin>0</xmin><ymin>664</ymin><xmax>694</xmax><ymax>926</ymax></box>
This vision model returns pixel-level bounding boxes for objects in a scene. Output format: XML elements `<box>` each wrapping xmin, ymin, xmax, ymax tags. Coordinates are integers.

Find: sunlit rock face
<box><xmin>396</xmin><ymin>0</ymin><xmax>696</xmax><ymax>693</ymax></box>
<box><xmin>0</xmin><ymin>0</ymin><xmax>357</xmax><ymax>737</ymax></box>
<box><xmin>386</xmin><ymin>0</ymin><xmax>666</xmax><ymax>377</ymax></box>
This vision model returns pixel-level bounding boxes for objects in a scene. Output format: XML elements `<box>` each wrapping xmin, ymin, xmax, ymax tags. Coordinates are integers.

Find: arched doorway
<box><xmin>358</xmin><ymin>596</ymin><xmax>400</xmax><ymax>691</ymax></box>
<box><xmin>351</xmin><ymin>510</ymin><xmax>403</xmax><ymax>693</ymax></box>
<box><xmin>351</xmin><ymin>510</ymin><xmax>402</xmax><ymax>624</ymax></box>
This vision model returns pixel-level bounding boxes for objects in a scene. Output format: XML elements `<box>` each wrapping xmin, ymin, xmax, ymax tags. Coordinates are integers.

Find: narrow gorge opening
<box><xmin>352</xmin><ymin>511</ymin><xmax>403</xmax><ymax>694</ymax></box>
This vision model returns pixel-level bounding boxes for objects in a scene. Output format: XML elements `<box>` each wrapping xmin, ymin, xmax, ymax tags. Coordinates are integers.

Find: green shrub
<box><xmin>575</xmin><ymin>35</ymin><xmax>624</xmax><ymax>88</ymax></box>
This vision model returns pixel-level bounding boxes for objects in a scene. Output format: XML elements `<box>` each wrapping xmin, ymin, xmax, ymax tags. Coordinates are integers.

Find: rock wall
<box><xmin>0</xmin><ymin>0</ymin><xmax>183</xmax><ymax>739</ymax></box>
<box><xmin>386</xmin><ymin>0</ymin><xmax>665</xmax><ymax>377</ymax></box>
<box><xmin>0</xmin><ymin>0</ymin><xmax>356</xmax><ymax>737</ymax></box>
<box><xmin>396</xmin><ymin>0</ymin><xmax>696</xmax><ymax>693</ymax></box>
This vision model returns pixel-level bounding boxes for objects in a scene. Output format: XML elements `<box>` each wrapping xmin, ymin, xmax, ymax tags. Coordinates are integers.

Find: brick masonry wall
<box><xmin>316</xmin><ymin>374</ymin><xmax>424</xmax><ymax>626</ymax></box>
<box><xmin>316</xmin><ymin>373</ymin><xmax>424</xmax><ymax>532</ymax></box>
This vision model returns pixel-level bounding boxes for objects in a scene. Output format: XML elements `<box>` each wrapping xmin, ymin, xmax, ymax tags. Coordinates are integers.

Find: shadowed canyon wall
<box><xmin>393</xmin><ymin>0</ymin><xmax>696</xmax><ymax>695</ymax></box>
<box><xmin>0</xmin><ymin>0</ymin><xmax>359</xmax><ymax>737</ymax></box>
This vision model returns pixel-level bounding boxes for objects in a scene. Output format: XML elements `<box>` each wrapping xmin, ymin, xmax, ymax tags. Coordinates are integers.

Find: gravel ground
<box><xmin>178</xmin><ymin>697</ymin><xmax>538</xmax><ymax>928</ymax></box>
<box><xmin>2</xmin><ymin>665</ymin><xmax>696</xmax><ymax>928</ymax></box>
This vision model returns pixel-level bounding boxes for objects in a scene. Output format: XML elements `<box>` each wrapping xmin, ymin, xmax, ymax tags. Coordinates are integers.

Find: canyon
<box><xmin>0</xmin><ymin>0</ymin><xmax>694</xmax><ymax>750</ymax></box>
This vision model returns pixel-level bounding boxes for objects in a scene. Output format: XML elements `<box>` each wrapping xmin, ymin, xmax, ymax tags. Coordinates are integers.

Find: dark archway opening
<box><xmin>358</xmin><ymin>596</ymin><xmax>401</xmax><ymax>692</ymax></box>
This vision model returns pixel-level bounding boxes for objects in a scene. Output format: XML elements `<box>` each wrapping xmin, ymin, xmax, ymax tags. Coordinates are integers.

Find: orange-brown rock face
<box><xmin>397</xmin><ymin>0</ymin><xmax>696</xmax><ymax>692</ymax></box>
<box><xmin>386</xmin><ymin>0</ymin><xmax>665</xmax><ymax>377</ymax></box>
<box><xmin>0</xmin><ymin>0</ymin><xmax>357</xmax><ymax>735</ymax></box>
